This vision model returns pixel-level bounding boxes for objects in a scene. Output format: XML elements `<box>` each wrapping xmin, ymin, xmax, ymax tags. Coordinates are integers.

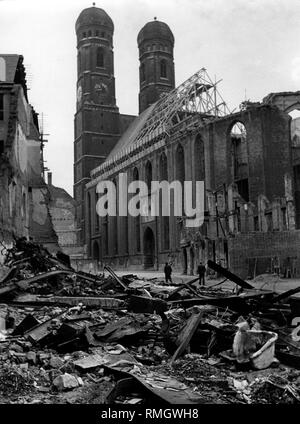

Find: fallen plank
<box><xmin>207</xmin><ymin>260</ymin><xmax>254</xmax><ymax>290</ymax></box>
<box><xmin>12</xmin><ymin>294</ymin><xmax>125</xmax><ymax>309</ymax></box>
<box><xmin>272</xmin><ymin>286</ymin><xmax>300</xmax><ymax>303</ymax></box>
<box><xmin>0</xmin><ymin>266</ymin><xmax>18</xmax><ymax>284</ymax></box>
<box><xmin>0</xmin><ymin>283</ymin><xmax>17</xmax><ymax>297</ymax></box>
<box><xmin>170</xmin><ymin>312</ymin><xmax>203</xmax><ymax>365</ymax></box>
<box><xmin>15</xmin><ymin>270</ymin><xmax>73</xmax><ymax>290</ymax></box>
<box><xmin>169</xmin><ymin>291</ymin><xmax>274</xmax><ymax>311</ymax></box>
<box><xmin>104</xmin><ymin>265</ymin><xmax>127</xmax><ymax>291</ymax></box>
<box><xmin>168</xmin><ymin>277</ymin><xmax>199</xmax><ymax>300</ymax></box>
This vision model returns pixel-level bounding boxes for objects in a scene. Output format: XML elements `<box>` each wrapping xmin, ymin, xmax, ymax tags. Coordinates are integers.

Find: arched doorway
<box><xmin>93</xmin><ymin>241</ymin><xmax>100</xmax><ymax>261</ymax></box>
<box><xmin>143</xmin><ymin>227</ymin><xmax>155</xmax><ymax>268</ymax></box>
<box><xmin>182</xmin><ymin>247</ymin><xmax>188</xmax><ymax>275</ymax></box>
<box><xmin>189</xmin><ymin>247</ymin><xmax>195</xmax><ymax>275</ymax></box>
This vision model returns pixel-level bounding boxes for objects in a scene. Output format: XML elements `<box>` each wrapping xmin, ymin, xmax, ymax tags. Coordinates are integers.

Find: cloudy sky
<box><xmin>1</xmin><ymin>0</ymin><xmax>300</xmax><ymax>195</ymax></box>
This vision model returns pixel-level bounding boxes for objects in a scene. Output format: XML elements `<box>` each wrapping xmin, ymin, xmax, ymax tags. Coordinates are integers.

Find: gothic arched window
<box><xmin>160</xmin><ymin>60</ymin><xmax>167</xmax><ymax>78</ymax></box>
<box><xmin>96</xmin><ymin>48</ymin><xmax>104</xmax><ymax>67</ymax></box>
<box><xmin>141</xmin><ymin>63</ymin><xmax>146</xmax><ymax>82</ymax></box>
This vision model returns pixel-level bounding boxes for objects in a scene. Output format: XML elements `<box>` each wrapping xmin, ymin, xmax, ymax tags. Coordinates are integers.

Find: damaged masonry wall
<box><xmin>0</xmin><ymin>55</ymin><xmax>59</xmax><ymax>263</ymax></box>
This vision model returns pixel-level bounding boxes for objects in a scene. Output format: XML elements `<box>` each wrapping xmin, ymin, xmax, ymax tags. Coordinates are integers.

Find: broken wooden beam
<box><xmin>14</xmin><ymin>270</ymin><xmax>74</xmax><ymax>291</ymax></box>
<box><xmin>104</xmin><ymin>265</ymin><xmax>127</xmax><ymax>291</ymax></box>
<box><xmin>170</xmin><ymin>312</ymin><xmax>203</xmax><ymax>365</ymax></box>
<box><xmin>168</xmin><ymin>277</ymin><xmax>200</xmax><ymax>300</ymax></box>
<box><xmin>207</xmin><ymin>260</ymin><xmax>254</xmax><ymax>290</ymax></box>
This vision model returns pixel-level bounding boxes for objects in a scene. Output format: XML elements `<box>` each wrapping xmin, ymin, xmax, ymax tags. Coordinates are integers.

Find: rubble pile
<box><xmin>1</xmin><ymin>239</ymin><xmax>300</xmax><ymax>403</ymax></box>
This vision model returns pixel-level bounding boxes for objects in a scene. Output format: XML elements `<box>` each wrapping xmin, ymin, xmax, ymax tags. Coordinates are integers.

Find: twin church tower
<box><xmin>74</xmin><ymin>5</ymin><xmax>175</xmax><ymax>241</ymax></box>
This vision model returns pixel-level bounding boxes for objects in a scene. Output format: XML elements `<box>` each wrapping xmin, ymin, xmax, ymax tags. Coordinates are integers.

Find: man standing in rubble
<box><xmin>197</xmin><ymin>261</ymin><xmax>206</xmax><ymax>286</ymax></box>
<box><xmin>164</xmin><ymin>262</ymin><xmax>173</xmax><ymax>283</ymax></box>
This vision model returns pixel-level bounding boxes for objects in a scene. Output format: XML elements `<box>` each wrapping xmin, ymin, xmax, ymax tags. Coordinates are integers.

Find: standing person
<box><xmin>164</xmin><ymin>262</ymin><xmax>173</xmax><ymax>283</ymax></box>
<box><xmin>197</xmin><ymin>262</ymin><xmax>206</xmax><ymax>286</ymax></box>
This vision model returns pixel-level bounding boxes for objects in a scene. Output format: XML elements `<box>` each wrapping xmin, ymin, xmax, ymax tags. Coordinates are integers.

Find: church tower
<box><xmin>74</xmin><ymin>5</ymin><xmax>121</xmax><ymax>243</ymax></box>
<box><xmin>137</xmin><ymin>18</ymin><xmax>175</xmax><ymax>114</ymax></box>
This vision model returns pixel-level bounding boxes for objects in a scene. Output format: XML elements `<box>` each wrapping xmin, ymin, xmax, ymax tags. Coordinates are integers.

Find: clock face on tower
<box><xmin>95</xmin><ymin>82</ymin><xmax>108</xmax><ymax>93</ymax></box>
<box><xmin>77</xmin><ymin>85</ymin><xmax>82</xmax><ymax>103</ymax></box>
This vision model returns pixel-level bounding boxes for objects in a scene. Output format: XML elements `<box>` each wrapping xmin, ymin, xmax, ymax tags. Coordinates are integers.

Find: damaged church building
<box><xmin>74</xmin><ymin>7</ymin><xmax>300</xmax><ymax>278</ymax></box>
<box><xmin>0</xmin><ymin>54</ymin><xmax>59</xmax><ymax>261</ymax></box>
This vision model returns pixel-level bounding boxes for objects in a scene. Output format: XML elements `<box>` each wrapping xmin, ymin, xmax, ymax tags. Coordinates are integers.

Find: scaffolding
<box><xmin>91</xmin><ymin>68</ymin><xmax>231</xmax><ymax>179</ymax></box>
<box><xmin>133</xmin><ymin>67</ymin><xmax>231</xmax><ymax>144</ymax></box>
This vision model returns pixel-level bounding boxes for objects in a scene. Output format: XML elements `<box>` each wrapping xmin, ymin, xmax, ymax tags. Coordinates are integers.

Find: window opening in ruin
<box><xmin>133</xmin><ymin>167</ymin><xmax>141</xmax><ymax>252</ymax></box>
<box><xmin>230</xmin><ymin>122</ymin><xmax>249</xmax><ymax>202</ymax></box>
<box><xmin>95</xmin><ymin>193</ymin><xmax>99</xmax><ymax>232</ymax></box>
<box><xmin>141</xmin><ymin>63</ymin><xmax>146</xmax><ymax>82</ymax></box>
<box><xmin>265</xmin><ymin>212</ymin><xmax>273</xmax><ymax>231</ymax></box>
<box><xmin>102</xmin><ymin>188</ymin><xmax>108</xmax><ymax>255</ymax></box>
<box><xmin>96</xmin><ymin>48</ymin><xmax>104</xmax><ymax>67</ymax></box>
<box><xmin>93</xmin><ymin>241</ymin><xmax>100</xmax><ymax>261</ymax></box>
<box><xmin>0</xmin><ymin>140</ymin><xmax>4</xmax><ymax>154</ymax></box>
<box><xmin>293</xmin><ymin>164</ymin><xmax>300</xmax><ymax>229</ymax></box>
<box><xmin>194</xmin><ymin>135</ymin><xmax>205</xmax><ymax>209</ymax></box>
<box><xmin>0</xmin><ymin>94</ymin><xmax>4</xmax><ymax>120</ymax></box>
<box><xmin>160</xmin><ymin>59</ymin><xmax>167</xmax><ymax>78</ymax></box>
<box><xmin>145</xmin><ymin>161</ymin><xmax>152</xmax><ymax>193</ymax></box>
<box><xmin>289</xmin><ymin>109</ymin><xmax>300</xmax><ymax>147</ymax></box>
<box><xmin>176</xmin><ymin>144</ymin><xmax>185</xmax><ymax>215</ymax></box>
<box><xmin>159</xmin><ymin>153</ymin><xmax>169</xmax><ymax>250</ymax></box>
<box><xmin>282</xmin><ymin>207</ymin><xmax>287</xmax><ymax>230</ymax></box>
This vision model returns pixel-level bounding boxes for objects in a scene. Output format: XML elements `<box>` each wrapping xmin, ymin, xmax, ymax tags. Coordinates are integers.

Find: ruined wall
<box><xmin>228</xmin><ymin>230</ymin><xmax>300</xmax><ymax>279</ymax></box>
<box><xmin>47</xmin><ymin>184</ymin><xmax>82</xmax><ymax>257</ymax></box>
<box><xmin>0</xmin><ymin>74</ymin><xmax>58</xmax><ymax>261</ymax></box>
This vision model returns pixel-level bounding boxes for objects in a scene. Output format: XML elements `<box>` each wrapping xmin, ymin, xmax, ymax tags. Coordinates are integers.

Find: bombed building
<box><xmin>75</xmin><ymin>6</ymin><xmax>300</xmax><ymax>278</ymax></box>
<box><xmin>0</xmin><ymin>54</ymin><xmax>58</xmax><ymax>261</ymax></box>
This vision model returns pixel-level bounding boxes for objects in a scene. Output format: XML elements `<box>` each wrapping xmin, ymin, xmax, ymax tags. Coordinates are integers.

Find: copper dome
<box><xmin>137</xmin><ymin>20</ymin><xmax>174</xmax><ymax>46</ymax></box>
<box><xmin>76</xmin><ymin>6</ymin><xmax>114</xmax><ymax>32</ymax></box>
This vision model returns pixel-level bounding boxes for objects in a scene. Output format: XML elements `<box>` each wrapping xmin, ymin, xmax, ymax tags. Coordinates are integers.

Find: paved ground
<box><xmin>111</xmin><ymin>269</ymin><xmax>300</xmax><ymax>296</ymax></box>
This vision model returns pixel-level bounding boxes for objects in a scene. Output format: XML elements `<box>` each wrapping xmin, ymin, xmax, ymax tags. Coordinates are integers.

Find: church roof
<box><xmin>137</xmin><ymin>20</ymin><xmax>174</xmax><ymax>46</ymax></box>
<box><xmin>91</xmin><ymin>103</ymin><xmax>156</xmax><ymax>179</ymax></box>
<box><xmin>75</xmin><ymin>6</ymin><xmax>114</xmax><ymax>31</ymax></box>
<box><xmin>106</xmin><ymin>103</ymin><xmax>156</xmax><ymax>161</ymax></box>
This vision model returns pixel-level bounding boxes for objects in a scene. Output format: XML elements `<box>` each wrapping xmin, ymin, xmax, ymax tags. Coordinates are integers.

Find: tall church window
<box><xmin>78</xmin><ymin>52</ymin><xmax>81</xmax><ymax>74</ymax></box>
<box><xmin>88</xmin><ymin>30</ymin><xmax>92</xmax><ymax>37</ymax></box>
<box><xmin>230</xmin><ymin>122</ymin><xmax>249</xmax><ymax>201</ymax></box>
<box><xmin>82</xmin><ymin>32</ymin><xmax>86</xmax><ymax>38</ymax></box>
<box><xmin>141</xmin><ymin>63</ymin><xmax>146</xmax><ymax>82</ymax></box>
<box><xmin>160</xmin><ymin>60</ymin><xmax>167</xmax><ymax>78</ymax></box>
<box><xmin>95</xmin><ymin>30</ymin><xmax>99</xmax><ymax>36</ymax></box>
<box><xmin>176</xmin><ymin>144</ymin><xmax>185</xmax><ymax>214</ymax></box>
<box><xmin>96</xmin><ymin>47</ymin><xmax>104</xmax><ymax>67</ymax></box>
<box><xmin>133</xmin><ymin>167</ymin><xmax>141</xmax><ymax>252</ymax></box>
<box><xmin>145</xmin><ymin>161</ymin><xmax>152</xmax><ymax>192</ymax></box>
<box><xmin>159</xmin><ymin>153</ymin><xmax>170</xmax><ymax>250</ymax></box>
<box><xmin>0</xmin><ymin>94</ymin><xmax>3</xmax><ymax>120</ymax></box>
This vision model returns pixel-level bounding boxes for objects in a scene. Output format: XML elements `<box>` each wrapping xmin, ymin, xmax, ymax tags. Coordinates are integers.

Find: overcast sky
<box><xmin>1</xmin><ymin>0</ymin><xmax>300</xmax><ymax>195</ymax></box>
